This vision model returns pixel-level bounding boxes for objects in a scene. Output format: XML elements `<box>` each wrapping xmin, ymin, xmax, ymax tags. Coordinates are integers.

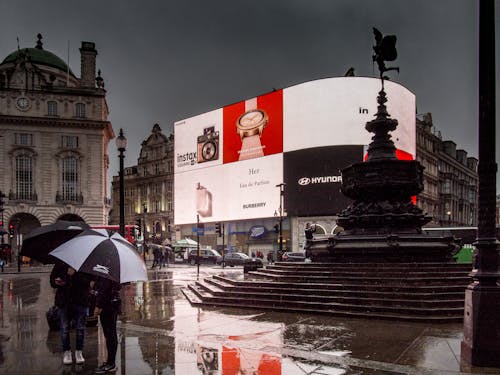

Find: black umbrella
<box><xmin>21</xmin><ymin>220</ymin><xmax>90</xmax><ymax>264</ymax></box>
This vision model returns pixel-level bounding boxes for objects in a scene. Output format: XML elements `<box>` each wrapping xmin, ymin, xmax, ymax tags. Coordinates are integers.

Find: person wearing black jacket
<box><xmin>304</xmin><ymin>223</ymin><xmax>316</xmax><ymax>259</ymax></box>
<box><xmin>93</xmin><ymin>276</ymin><xmax>121</xmax><ymax>374</ymax></box>
<box><xmin>50</xmin><ymin>261</ymin><xmax>93</xmax><ymax>365</ymax></box>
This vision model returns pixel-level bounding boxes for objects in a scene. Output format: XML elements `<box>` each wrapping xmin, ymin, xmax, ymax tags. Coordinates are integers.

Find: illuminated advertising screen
<box><xmin>174</xmin><ymin>154</ymin><xmax>283</xmax><ymax>224</ymax></box>
<box><xmin>174</xmin><ymin>77</ymin><xmax>415</xmax><ymax>224</ymax></box>
<box><xmin>284</xmin><ymin>145</ymin><xmax>364</xmax><ymax>216</ymax></box>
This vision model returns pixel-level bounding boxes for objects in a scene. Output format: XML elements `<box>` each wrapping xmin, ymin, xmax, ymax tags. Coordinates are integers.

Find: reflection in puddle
<box><xmin>1</xmin><ymin>271</ymin><xmax>467</xmax><ymax>374</ymax></box>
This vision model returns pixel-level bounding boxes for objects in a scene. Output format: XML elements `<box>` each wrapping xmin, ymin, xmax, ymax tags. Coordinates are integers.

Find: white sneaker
<box><xmin>75</xmin><ymin>350</ymin><xmax>85</xmax><ymax>364</ymax></box>
<box><xmin>63</xmin><ymin>350</ymin><xmax>73</xmax><ymax>365</ymax></box>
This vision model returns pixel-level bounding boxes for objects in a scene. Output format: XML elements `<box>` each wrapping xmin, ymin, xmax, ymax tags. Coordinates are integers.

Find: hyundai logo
<box><xmin>298</xmin><ymin>177</ymin><xmax>311</xmax><ymax>185</ymax></box>
<box><xmin>298</xmin><ymin>175</ymin><xmax>342</xmax><ymax>185</ymax></box>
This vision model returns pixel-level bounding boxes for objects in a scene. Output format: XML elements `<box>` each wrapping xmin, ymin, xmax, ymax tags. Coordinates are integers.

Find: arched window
<box><xmin>15</xmin><ymin>154</ymin><xmax>33</xmax><ymax>200</ymax></box>
<box><xmin>62</xmin><ymin>156</ymin><xmax>79</xmax><ymax>201</ymax></box>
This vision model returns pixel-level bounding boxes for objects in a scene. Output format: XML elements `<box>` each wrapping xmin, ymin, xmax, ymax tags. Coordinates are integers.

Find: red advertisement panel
<box><xmin>223</xmin><ymin>90</ymin><xmax>283</xmax><ymax>163</ymax></box>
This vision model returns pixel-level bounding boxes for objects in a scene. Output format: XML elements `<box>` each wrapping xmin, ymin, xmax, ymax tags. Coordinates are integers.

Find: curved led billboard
<box><xmin>174</xmin><ymin>77</ymin><xmax>415</xmax><ymax>225</ymax></box>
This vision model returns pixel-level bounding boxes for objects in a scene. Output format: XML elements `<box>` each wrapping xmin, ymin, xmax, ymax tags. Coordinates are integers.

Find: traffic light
<box><xmin>9</xmin><ymin>224</ymin><xmax>14</xmax><ymax>238</ymax></box>
<box><xmin>136</xmin><ymin>218</ymin><xmax>142</xmax><ymax>237</ymax></box>
<box><xmin>215</xmin><ymin>222</ymin><xmax>222</xmax><ymax>237</ymax></box>
<box><xmin>274</xmin><ymin>224</ymin><xmax>279</xmax><ymax>233</ymax></box>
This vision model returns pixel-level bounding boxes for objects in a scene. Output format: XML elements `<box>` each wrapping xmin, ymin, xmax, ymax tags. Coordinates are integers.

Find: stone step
<box><xmin>196</xmin><ymin>280</ymin><xmax>464</xmax><ymax>308</ymax></box>
<box><xmin>185</xmin><ymin>262</ymin><xmax>470</xmax><ymax>323</ymax></box>
<box><xmin>248</xmin><ymin>270</ymin><xmax>470</xmax><ymax>285</ymax></box>
<box><xmin>186</xmin><ymin>284</ymin><xmax>464</xmax><ymax>322</ymax></box>
<box><xmin>182</xmin><ymin>286</ymin><xmax>461</xmax><ymax>323</ymax></box>
<box><xmin>212</xmin><ymin>275</ymin><xmax>468</xmax><ymax>293</ymax></box>
<box><xmin>262</xmin><ymin>268</ymin><xmax>470</xmax><ymax>278</ymax></box>
<box><xmin>204</xmin><ymin>277</ymin><xmax>465</xmax><ymax>301</ymax></box>
<box><xmin>269</xmin><ymin>263</ymin><xmax>471</xmax><ymax>271</ymax></box>
<box><xmin>180</xmin><ymin>287</ymin><xmax>203</xmax><ymax>304</ymax></box>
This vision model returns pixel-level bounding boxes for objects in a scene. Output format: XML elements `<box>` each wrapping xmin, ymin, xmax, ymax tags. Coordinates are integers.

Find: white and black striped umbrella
<box><xmin>49</xmin><ymin>228</ymin><xmax>148</xmax><ymax>284</ymax></box>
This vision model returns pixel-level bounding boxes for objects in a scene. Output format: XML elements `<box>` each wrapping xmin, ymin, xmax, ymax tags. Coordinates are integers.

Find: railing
<box><xmin>55</xmin><ymin>191</ymin><xmax>83</xmax><ymax>204</ymax></box>
<box><xmin>8</xmin><ymin>191</ymin><xmax>38</xmax><ymax>202</ymax></box>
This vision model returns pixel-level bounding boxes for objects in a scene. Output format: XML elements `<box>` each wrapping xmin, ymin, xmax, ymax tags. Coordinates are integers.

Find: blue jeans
<box><xmin>60</xmin><ymin>304</ymin><xmax>88</xmax><ymax>351</ymax></box>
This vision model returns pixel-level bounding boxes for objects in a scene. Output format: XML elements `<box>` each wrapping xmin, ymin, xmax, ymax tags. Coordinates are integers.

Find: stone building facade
<box><xmin>0</xmin><ymin>34</ymin><xmax>114</xmax><ymax>252</ymax></box>
<box><xmin>110</xmin><ymin>124</ymin><xmax>174</xmax><ymax>244</ymax></box>
<box><xmin>415</xmin><ymin>113</ymin><xmax>478</xmax><ymax>227</ymax></box>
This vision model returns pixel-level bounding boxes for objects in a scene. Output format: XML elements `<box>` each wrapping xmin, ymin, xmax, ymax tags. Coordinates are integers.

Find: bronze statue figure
<box><xmin>372</xmin><ymin>27</ymin><xmax>399</xmax><ymax>81</ymax></box>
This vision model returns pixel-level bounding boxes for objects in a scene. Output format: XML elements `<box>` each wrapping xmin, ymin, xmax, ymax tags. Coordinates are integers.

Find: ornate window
<box><xmin>75</xmin><ymin>103</ymin><xmax>86</xmax><ymax>118</ymax></box>
<box><xmin>47</xmin><ymin>101</ymin><xmax>58</xmax><ymax>116</ymax></box>
<box><xmin>15</xmin><ymin>133</ymin><xmax>33</xmax><ymax>146</ymax></box>
<box><xmin>61</xmin><ymin>135</ymin><xmax>79</xmax><ymax>148</ymax></box>
<box><xmin>15</xmin><ymin>154</ymin><xmax>34</xmax><ymax>200</ymax></box>
<box><xmin>62</xmin><ymin>156</ymin><xmax>80</xmax><ymax>201</ymax></box>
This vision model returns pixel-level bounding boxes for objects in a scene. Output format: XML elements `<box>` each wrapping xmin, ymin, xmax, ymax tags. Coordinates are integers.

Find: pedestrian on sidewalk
<box><xmin>50</xmin><ymin>261</ymin><xmax>93</xmax><ymax>366</ymax></box>
<box><xmin>152</xmin><ymin>246</ymin><xmax>160</xmax><ymax>268</ymax></box>
<box><xmin>304</xmin><ymin>223</ymin><xmax>316</xmax><ymax>259</ymax></box>
<box><xmin>159</xmin><ymin>247</ymin><xmax>166</xmax><ymax>268</ymax></box>
<box><xmin>93</xmin><ymin>276</ymin><xmax>121</xmax><ymax>374</ymax></box>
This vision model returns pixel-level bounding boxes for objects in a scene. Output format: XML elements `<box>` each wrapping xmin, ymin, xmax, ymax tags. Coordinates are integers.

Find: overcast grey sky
<box><xmin>1</xmin><ymin>0</ymin><xmax>499</xmax><ymax>188</ymax></box>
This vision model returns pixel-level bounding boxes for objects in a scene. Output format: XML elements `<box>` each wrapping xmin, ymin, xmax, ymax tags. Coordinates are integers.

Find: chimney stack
<box><xmin>80</xmin><ymin>42</ymin><xmax>97</xmax><ymax>88</ymax></box>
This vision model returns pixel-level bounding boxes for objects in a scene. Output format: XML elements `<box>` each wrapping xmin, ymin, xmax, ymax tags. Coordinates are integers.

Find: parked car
<box><xmin>187</xmin><ymin>249</ymin><xmax>221</xmax><ymax>265</ymax></box>
<box><xmin>282</xmin><ymin>252</ymin><xmax>306</xmax><ymax>262</ymax></box>
<box><xmin>216</xmin><ymin>252</ymin><xmax>250</xmax><ymax>267</ymax></box>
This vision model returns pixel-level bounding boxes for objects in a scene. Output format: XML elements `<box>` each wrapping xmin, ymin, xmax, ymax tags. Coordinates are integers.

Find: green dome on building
<box><xmin>1</xmin><ymin>34</ymin><xmax>75</xmax><ymax>77</ymax></box>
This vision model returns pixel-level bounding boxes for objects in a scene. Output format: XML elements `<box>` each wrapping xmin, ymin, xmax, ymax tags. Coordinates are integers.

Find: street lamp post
<box><xmin>0</xmin><ymin>191</ymin><xmax>5</xmax><ymax>248</ymax></box>
<box><xmin>276</xmin><ymin>183</ymin><xmax>285</xmax><ymax>254</ymax></box>
<box><xmin>116</xmin><ymin>128</ymin><xmax>127</xmax><ymax>237</ymax></box>
<box><xmin>446</xmin><ymin>210</ymin><xmax>451</xmax><ymax>226</ymax></box>
<box><xmin>142</xmin><ymin>203</ymin><xmax>147</xmax><ymax>261</ymax></box>
<box><xmin>461</xmin><ymin>0</ymin><xmax>500</xmax><ymax>367</ymax></box>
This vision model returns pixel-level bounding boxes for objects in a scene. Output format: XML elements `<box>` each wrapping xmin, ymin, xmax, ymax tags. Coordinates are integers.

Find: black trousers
<box><xmin>100</xmin><ymin>308</ymin><xmax>118</xmax><ymax>366</ymax></box>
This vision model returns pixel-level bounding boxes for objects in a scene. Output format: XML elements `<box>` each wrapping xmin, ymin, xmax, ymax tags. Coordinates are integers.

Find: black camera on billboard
<box><xmin>197</xmin><ymin>126</ymin><xmax>219</xmax><ymax>163</ymax></box>
<box><xmin>197</xmin><ymin>346</ymin><xmax>218</xmax><ymax>374</ymax></box>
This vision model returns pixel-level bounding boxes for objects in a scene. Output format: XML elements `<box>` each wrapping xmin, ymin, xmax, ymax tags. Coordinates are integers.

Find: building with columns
<box><xmin>110</xmin><ymin>124</ymin><xmax>174</xmax><ymax>244</ymax></box>
<box><xmin>0</xmin><ymin>34</ymin><xmax>114</xmax><ymax>253</ymax></box>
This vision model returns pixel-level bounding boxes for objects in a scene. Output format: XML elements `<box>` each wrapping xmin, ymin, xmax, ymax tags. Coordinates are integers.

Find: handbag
<box><xmin>46</xmin><ymin>306</ymin><xmax>61</xmax><ymax>331</ymax></box>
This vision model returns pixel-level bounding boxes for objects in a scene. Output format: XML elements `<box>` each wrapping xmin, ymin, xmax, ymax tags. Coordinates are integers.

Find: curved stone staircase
<box><xmin>182</xmin><ymin>262</ymin><xmax>472</xmax><ymax>323</ymax></box>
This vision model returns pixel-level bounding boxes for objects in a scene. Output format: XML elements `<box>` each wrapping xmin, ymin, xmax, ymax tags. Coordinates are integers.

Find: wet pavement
<box><xmin>0</xmin><ymin>263</ymin><xmax>499</xmax><ymax>374</ymax></box>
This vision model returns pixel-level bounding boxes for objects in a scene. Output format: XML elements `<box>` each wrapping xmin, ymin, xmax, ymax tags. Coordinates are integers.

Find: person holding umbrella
<box><xmin>93</xmin><ymin>276</ymin><xmax>121</xmax><ymax>374</ymax></box>
<box><xmin>48</xmin><ymin>228</ymin><xmax>148</xmax><ymax>373</ymax></box>
<box><xmin>50</xmin><ymin>261</ymin><xmax>93</xmax><ymax>365</ymax></box>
